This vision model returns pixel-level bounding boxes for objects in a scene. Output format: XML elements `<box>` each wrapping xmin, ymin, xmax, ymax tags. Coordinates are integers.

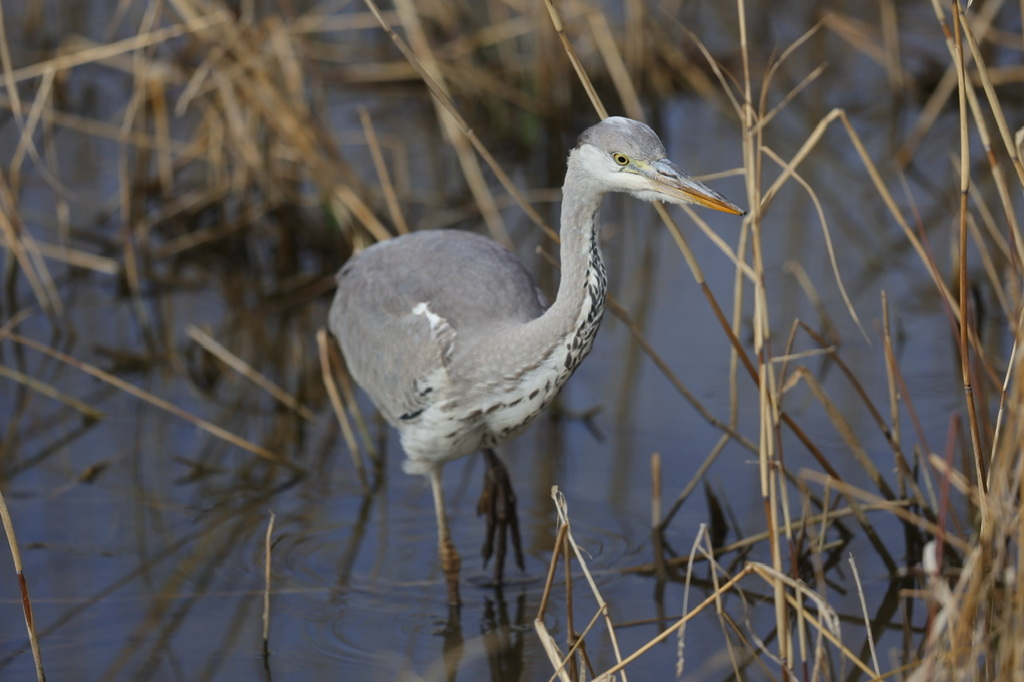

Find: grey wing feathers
<box><xmin>328</xmin><ymin>230</ymin><xmax>546</xmax><ymax>426</ymax></box>
<box><xmin>379</xmin><ymin>230</ymin><xmax>547</xmax><ymax>328</ymax></box>
<box><xmin>329</xmin><ymin>260</ymin><xmax>452</xmax><ymax>426</ymax></box>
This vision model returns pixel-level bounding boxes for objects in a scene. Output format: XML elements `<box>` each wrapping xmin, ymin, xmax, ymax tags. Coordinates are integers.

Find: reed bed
<box><xmin>535</xmin><ymin>1</ymin><xmax>1024</xmax><ymax>680</ymax></box>
<box><xmin>0</xmin><ymin>0</ymin><xmax>1022</xmax><ymax>680</ymax></box>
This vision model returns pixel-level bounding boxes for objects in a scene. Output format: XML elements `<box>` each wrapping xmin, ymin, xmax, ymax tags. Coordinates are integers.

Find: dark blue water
<box><xmin>0</xmin><ymin>1</ymin><xmax>1014</xmax><ymax>679</ymax></box>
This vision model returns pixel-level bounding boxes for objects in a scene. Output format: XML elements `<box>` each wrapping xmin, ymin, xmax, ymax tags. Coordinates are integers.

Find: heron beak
<box><xmin>642</xmin><ymin>158</ymin><xmax>746</xmax><ymax>216</ymax></box>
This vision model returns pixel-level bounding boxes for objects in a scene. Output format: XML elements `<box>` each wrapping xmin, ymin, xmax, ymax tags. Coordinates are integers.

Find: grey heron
<box><xmin>329</xmin><ymin>116</ymin><xmax>744</xmax><ymax>604</ymax></box>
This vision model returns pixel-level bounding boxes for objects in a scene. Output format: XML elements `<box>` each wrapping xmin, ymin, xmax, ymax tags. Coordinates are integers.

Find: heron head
<box><xmin>574</xmin><ymin>116</ymin><xmax>745</xmax><ymax>215</ymax></box>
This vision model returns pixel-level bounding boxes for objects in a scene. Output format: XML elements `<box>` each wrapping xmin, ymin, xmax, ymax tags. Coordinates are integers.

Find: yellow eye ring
<box><xmin>612</xmin><ymin>152</ymin><xmax>630</xmax><ymax>166</ymax></box>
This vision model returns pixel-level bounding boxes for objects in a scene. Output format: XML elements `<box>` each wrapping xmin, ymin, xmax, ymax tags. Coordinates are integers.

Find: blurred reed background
<box><xmin>1</xmin><ymin>0</ymin><xmax>1023</xmax><ymax>680</ymax></box>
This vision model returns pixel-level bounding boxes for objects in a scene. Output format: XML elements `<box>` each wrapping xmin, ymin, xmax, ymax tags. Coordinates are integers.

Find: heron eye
<box><xmin>612</xmin><ymin>152</ymin><xmax>630</xmax><ymax>166</ymax></box>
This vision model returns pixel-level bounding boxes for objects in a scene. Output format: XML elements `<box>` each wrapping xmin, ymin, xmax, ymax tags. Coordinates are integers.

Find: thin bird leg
<box><xmin>429</xmin><ymin>467</ymin><xmax>461</xmax><ymax>605</ymax></box>
<box><xmin>477</xmin><ymin>449</ymin><xmax>524</xmax><ymax>585</ymax></box>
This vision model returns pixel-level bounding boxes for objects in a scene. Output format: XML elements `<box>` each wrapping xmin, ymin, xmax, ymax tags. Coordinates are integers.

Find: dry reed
<box><xmin>1</xmin><ymin>0</ymin><xmax>1023</xmax><ymax>679</ymax></box>
<box><xmin>0</xmin><ymin>489</ymin><xmax>44</xmax><ymax>681</ymax></box>
<box><xmin>528</xmin><ymin>0</ymin><xmax>1024</xmax><ymax>679</ymax></box>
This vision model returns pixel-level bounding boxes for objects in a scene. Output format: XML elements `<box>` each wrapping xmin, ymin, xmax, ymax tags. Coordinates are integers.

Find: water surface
<box><xmin>0</xmin><ymin>1</ymin><xmax>1017</xmax><ymax>679</ymax></box>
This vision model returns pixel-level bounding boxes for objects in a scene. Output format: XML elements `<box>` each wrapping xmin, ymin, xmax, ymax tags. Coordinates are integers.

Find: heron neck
<box><xmin>534</xmin><ymin>158</ymin><xmax>608</xmax><ymax>370</ymax></box>
<box><xmin>554</xmin><ymin>170</ymin><xmax>606</xmax><ymax>321</ymax></box>
<box><xmin>472</xmin><ymin>154</ymin><xmax>606</xmax><ymax>411</ymax></box>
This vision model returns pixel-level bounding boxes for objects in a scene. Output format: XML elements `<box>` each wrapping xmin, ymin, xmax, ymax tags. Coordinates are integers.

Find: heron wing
<box><xmin>330</xmin><ymin>268</ymin><xmax>455</xmax><ymax>426</ymax></box>
<box><xmin>328</xmin><ymin>230</ymin><xmax>546</xmax><ymax>426</ymax></box>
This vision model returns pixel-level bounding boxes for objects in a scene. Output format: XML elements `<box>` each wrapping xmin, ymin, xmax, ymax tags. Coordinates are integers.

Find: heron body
<box><xmin>329</xmin><ymin>117</ymin><xmax>744</xmax><ymax>603</ymax></box>
<box><xmin>331</xmin><ymin>226</ymin><xmax>605</xmax><ymax>470</ymax></box>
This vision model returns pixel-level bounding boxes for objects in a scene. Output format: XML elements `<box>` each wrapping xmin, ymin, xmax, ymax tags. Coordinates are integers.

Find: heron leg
<box><xmin>477</xmin><ymin>449</ymin><xmax>524</xmax><ymax>585</ymax></box>
<box><xmin>429</xmin><ymin>467</ymin><xmax>461</xmax><ymax>605</ymax></box>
